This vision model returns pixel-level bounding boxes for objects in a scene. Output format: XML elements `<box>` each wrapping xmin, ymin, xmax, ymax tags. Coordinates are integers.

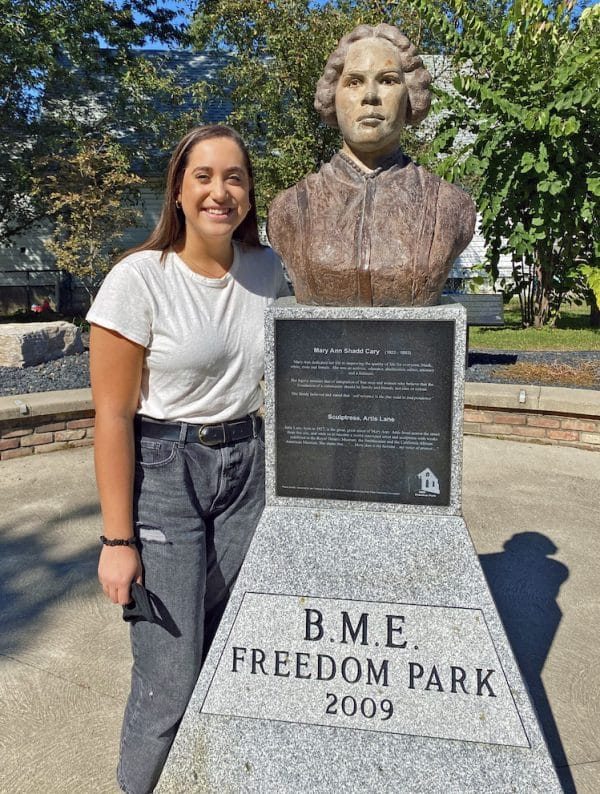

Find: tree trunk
<box><xmin>515</xmin><ymin>257</ymin><xmax>535</xmax><ymax>327</ymax></box>
<box><xmin>590</xmin><ymin>291</ymin><xmax>600</xmax><ymax>329</ymax></box>
<box><xmin>532</xmin><ymin>252</ymin><xmax>552</xmax><ymax>327</ymax></box>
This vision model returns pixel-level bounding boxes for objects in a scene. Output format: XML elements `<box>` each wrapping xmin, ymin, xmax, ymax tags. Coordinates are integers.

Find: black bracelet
<box><xmin>100</xmin><ymin>535</ymin><xmax>137</xmax><ymax>547</ymax></box>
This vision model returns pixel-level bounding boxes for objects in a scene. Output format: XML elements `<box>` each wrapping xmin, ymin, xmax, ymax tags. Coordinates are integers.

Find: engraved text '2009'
<box><xmin>201</xmin><ymin>592</ymin><xmax>530</xmax><ymax>748</ymax></box>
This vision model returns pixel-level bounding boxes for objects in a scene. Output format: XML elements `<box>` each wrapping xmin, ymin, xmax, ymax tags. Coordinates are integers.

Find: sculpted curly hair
<box><xmin>314</xmin><ymin>24</ymin><xmax>432</xmax><ymax>128</ymax></box>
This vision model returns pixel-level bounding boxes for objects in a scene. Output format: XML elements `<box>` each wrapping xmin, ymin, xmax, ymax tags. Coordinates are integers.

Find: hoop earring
<box><xmin>175</xmin><ymin>200</ymin><xmax>182</xmax><ymax>210</ymax></box>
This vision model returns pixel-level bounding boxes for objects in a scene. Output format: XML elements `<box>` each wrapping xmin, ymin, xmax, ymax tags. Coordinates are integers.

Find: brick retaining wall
<box><xmin>0</xmin><ymin>389</ymin><xmax>95</xmax><ymax>461</ymax></box>
<box><xmin>462</xmin><ymin>382</ymin><xmax>600</xmax><ymax>451</ymax></box>
<box><xmin>464</xmin><ymin>408</ymin><xmax>600</xmax><ymax>451</ymax></box>
<box><xmin>0</xmin><ymin>384</ymin><xmax>599</xmax><ymax>461</ymax></box>
<box><xmin>1</xmin><ymin>415</ymin><xmax>95</xmax><ymax>460</ymax></box>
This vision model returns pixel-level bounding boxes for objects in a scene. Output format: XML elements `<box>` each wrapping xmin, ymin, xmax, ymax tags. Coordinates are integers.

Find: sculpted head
<box><xmin>315</xmin><ymin>24</ymin><xmax>432</xmax><ymax>157</ymax></box>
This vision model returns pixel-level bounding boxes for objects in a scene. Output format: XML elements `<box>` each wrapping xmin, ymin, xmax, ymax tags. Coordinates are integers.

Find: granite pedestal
<box><xmin>158</xmin><ymin>305</ymin><xmax>561</xmax><ymax>793</ymax></box>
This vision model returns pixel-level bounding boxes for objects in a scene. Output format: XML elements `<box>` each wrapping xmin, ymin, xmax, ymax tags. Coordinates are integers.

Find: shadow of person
<box><xmin>480</xmin><ymin>532</ymin><xmax>574</xmax><ymax>793</ymax></box>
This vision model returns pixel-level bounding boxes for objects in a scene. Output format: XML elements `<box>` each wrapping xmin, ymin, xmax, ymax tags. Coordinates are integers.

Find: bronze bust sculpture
<box><xmin>267</xmin><ymin>24</ymin><xmax>476</xmax><ymax>307</ymax></box>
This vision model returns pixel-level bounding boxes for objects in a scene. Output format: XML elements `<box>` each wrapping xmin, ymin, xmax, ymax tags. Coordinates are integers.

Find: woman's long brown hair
<box><xmin>120</xmin><ymin>125</ymin><xmax>262</xmax><ymax>262</ymax></box>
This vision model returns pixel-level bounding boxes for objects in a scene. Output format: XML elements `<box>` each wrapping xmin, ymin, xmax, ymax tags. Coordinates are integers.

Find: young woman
<box><xmin>87</xmin><ymin>125</ymin><xmax>289</xmax><ymax>794</ymax></box>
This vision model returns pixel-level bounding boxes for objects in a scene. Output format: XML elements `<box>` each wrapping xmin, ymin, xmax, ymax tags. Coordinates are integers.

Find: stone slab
<box><xmin>464</xmin><ymin>381</ymin><xmax>600</xmax><ymax>418</ymax></box>
<box><xmin>158</xmin><ymin>306</ymin><xmax>560</xmax><ymax>792</ymax></box>
<box><xmin>0</xmin><ymin>321</ymin><xmax>83</xmax><ymax>367</ymax></box>
<box><xmin>159</xmin><ymin>507</ymin><xmax>561</xmax><ymax>793</ymax></box>
<box><xmin>0</xmin><ymin>388</ymin><xmax>93</xmax><ymax>422</ymax></box>
<box><xmin>202</xmin><ymin>593</ymin><xmax>528</xmax><ymax>748</ymax></box>
<box><xmin>263</xmin><ymin>304</ymin><xmax>467</xmax><ymax>515</ymax></box>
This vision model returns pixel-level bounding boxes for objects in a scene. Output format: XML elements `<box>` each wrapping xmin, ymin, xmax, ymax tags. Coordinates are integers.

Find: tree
<box><xmin>0</xmin><ymin>0</ymin><xmax>189</xmax><ymax>244</ymax></box>
<box><xmin>31</xmin><ymin>136</ymin><xmax>143</xmax><ymax>305</ymax></box>
<box><xmin>417</xmin><ymin>0</ymin><xmax>599</xmax><ymax>327</ymax></box>
<box><xmin>189</xmin><ymin>0</ymin><xmax>429</xmax><ymax>221</ymax></box>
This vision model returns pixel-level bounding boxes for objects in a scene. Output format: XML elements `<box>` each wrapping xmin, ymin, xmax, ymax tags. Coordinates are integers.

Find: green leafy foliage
<box><xmin>31</xmin><ymin>136</ymin><xmax>144</xmax><ymax>303</ymax></box>
<box><xmin>189</xmin><ymin>0</ymin><xmax>427</xmax><ymax>220</ymax></box>
<box><xmin>417</xmin><ymin>0</ymin><xmax>599</xmax><ymax>327</ymax></box>
<box><xmin>580</xmin><ymin>264</ymin><xmax>600</xmax><ymax>305</ymax></box>
<box><xmin>0</xmin><ymin>0</ymin><xmax>190</xmax><ymax>244</ymax></box>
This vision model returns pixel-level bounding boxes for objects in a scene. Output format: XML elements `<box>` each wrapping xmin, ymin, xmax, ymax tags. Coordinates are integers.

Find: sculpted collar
<box><xmin>333</xmin><ymin>150</ymin><xmax>411</xmax><ymax>180</ymax></box>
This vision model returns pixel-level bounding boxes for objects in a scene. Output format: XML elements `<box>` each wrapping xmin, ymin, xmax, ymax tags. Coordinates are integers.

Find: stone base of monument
<box><xmin>157</xmin><ymin>305</ymin><xmax>561</xmax><ymax>793</ymax></box>
<box><xmin>159</xmin><ymin>508</ymin><xmax>560</xmax><ymax>792</ymax></box>
<box><xmin>0</xmin><ymin>321</ymin><xmax>84</xmax><ymax>367</ymax></box>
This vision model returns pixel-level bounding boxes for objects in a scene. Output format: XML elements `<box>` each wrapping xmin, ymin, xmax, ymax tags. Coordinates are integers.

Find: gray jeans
<box><xmin>117</xmin><ymin>419</ymin><xmax>265</xmax><ymax>794</ymax></box>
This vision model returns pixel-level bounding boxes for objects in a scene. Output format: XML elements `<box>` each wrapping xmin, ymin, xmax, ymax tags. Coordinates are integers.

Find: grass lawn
<box><xmin>470</xmin><ymin>302</ymin><xmax>600</xmax><ymax>351</ymax></box>
<box><xmin>3</xmin><ymin>302</ymin><xmax>599</xmax><ymax>352</ymax></box>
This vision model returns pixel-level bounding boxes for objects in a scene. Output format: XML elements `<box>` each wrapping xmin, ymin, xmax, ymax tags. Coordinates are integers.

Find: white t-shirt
<box><xmin>87</xmin><ymin>242</ymin><xmax>289</xmax><ymax>423</ymax></box>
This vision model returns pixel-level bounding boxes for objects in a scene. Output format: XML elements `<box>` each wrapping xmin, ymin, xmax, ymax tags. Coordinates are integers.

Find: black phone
<box><xmin>122</xmin><ymin>582</ymin><xmax>156</xmax><ymax>623</ymax></box>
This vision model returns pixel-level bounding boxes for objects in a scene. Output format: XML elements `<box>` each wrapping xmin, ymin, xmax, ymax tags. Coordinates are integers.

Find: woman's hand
<box><xmin>98</xmin><ymin>545</ymin><xmax>143</xmax><ymax>605</ymax></box>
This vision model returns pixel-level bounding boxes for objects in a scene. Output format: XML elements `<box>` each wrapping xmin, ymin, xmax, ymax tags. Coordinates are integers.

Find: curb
<box><xmin>1</xmin><ymin>384</ymin><xmax>600</xmax><ymax>461</ymax></box>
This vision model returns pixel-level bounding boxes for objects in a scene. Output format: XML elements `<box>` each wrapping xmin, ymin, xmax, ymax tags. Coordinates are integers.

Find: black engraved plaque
<box><xmin>274</xmin><ymin>319</ymin><xmax>455</xmax><ymax>505</ymax></box>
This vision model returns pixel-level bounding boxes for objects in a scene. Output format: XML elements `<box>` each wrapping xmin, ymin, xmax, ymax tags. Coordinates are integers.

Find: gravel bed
<box><xmin>1</xmin><ymin>349</ymin><xmax>599</xmax><ymax>397</ymax></box>
<box><xmin>0</xmin><ymin>351</ymin><xmax>91</xmax><ymax>396</ymax></box>
<box><xmin>466</xmin><ymin>349</ymin><xmax>600</xmax><ymax>389</ymax></box>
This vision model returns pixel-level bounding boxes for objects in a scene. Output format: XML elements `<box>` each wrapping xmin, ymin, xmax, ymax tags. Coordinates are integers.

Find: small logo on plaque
<box><xmin>415</xmin><ymin>467</ymin><xmax>440</xmax><ymax>496</ymax></box>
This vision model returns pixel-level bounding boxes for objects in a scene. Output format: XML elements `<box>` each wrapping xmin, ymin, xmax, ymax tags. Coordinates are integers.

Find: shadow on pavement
<box><xmin>480</xmin><ymin>531</ymin><xmax>574</xmax><ymax>794</ymax></box>
<box><xmin>0</xmin><ymin>503</ymin><xmax>99</xmax><ymax>657</ymax></box>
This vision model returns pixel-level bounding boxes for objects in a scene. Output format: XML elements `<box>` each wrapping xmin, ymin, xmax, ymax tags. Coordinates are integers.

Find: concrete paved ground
<box><xmin>0</xmin><ymin>438</ymin><xmax>598</xmax><ymax>793</ymax></box>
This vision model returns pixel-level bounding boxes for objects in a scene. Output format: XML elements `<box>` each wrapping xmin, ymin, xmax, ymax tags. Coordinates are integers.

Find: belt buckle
<box><xmin>198</xmin><ymin>424</ymin><xmax>225</xmax><ymax>446</ymax></box>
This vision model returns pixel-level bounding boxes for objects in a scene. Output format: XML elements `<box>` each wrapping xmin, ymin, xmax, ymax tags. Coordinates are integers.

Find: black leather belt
<box><xmin>135</xmin><ymin>414</ymin><xmax>261</xmax><ymax>447</ymax></box>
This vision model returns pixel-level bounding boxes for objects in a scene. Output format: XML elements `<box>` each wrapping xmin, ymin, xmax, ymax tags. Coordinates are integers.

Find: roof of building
<box><xmin>42</xmin><ymin>49</ymin><xmax>234</xmax><ymax>137</ymax></box>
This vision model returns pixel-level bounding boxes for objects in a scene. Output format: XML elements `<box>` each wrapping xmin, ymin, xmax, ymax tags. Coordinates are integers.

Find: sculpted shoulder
<box><xmin>411</xmin><ymin>165</ymin><xmax>476</xmax><ymax>265</ymax></box>
<box><xmin>407</xmin><ymin>162</ymin><xmax>476</xmax><ymax>250</ymax></box>
<box><xmin>411</xmin><ymin>163</ymin><xmax>473</xmax><ymax>208</ymax></box>
<box><xmin>434</xmin><ymin>171</ymin><xmax>476</xmax><ymax>221</ymax></box>
<box><xmin>267</xmin><ymin>183</ymin><xmax>299</xmax><ymax>253</ymax></box>
<box><xmin>268</xmin><ymin>167</ymin><xmax>329</xmax><ymax>233</ymax></box>
<box><xmin>435</xmin><ymin>172</ymin><xmax>477</xmax><ymax>253</ymax></box>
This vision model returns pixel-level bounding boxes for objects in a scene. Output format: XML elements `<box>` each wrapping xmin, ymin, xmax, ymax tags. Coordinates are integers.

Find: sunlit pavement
<box><xmin>1</xmin><ymin>439</ymin><xmax>598</xmax><ymax>793</ymax></box>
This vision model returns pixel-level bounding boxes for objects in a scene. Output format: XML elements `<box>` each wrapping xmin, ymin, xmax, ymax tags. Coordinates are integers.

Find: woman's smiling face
<box><xmin>177</xmin><ymin>136</ymin><xmax>251</xmax><ymax>245</ymax></box>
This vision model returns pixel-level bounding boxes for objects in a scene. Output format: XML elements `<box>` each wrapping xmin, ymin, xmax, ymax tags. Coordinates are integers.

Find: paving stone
<box><xmin>1</xmin><ymin>438</ymin><xmax>598</xmax><ymax>793</ymax></box>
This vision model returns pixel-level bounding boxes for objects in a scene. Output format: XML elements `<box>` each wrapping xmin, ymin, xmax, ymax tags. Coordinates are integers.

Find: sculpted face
<box><xmin>335</xmin><ymin>38</ymin><xmax>408</xmax><ymax>163</ymax></box>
